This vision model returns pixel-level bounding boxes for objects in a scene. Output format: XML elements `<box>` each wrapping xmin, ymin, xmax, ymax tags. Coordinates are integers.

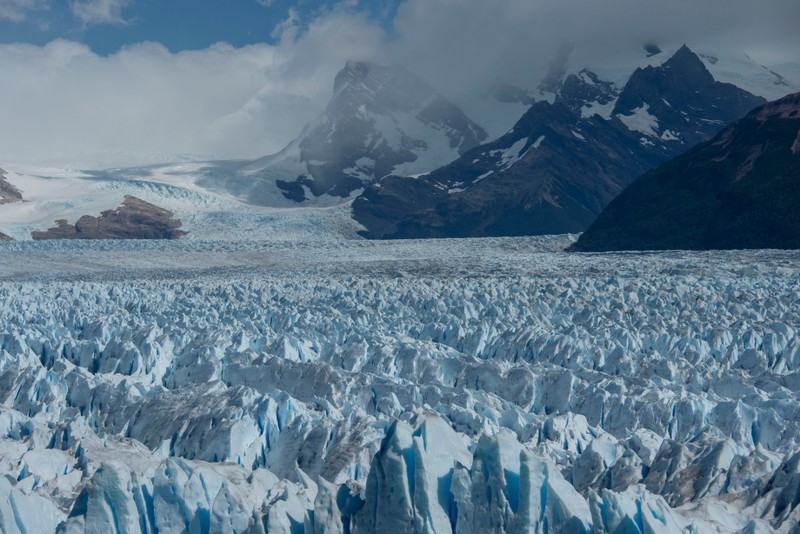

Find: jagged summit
<box><xmin>331</xmin><ymin>61</ymin><xmax>433</xmax><ymax>112</ymax></box>
<box><xmin>612</xmin><ymin>45</ymin><xmax>765</xmax><ymax>149</ymax></box>
<box><xmin>209</xmin><ymin>60</ymin><xmax>487</xmax><ymax>206</ymax></box>
<box><xmin>556</xmin><ymin>69</ymin><xmax>619</xmax><ymax>117</ymax></box>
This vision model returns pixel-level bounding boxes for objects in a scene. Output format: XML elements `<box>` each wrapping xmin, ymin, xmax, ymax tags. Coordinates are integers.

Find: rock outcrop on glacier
<box><xmin>0</xmin><ymin>238</ymin><xmax>799</xmax><ymax>532</ymax></box>
<box><xmin>30</xmin><ymin>195</ymin><xmax>187</xmax><ymax>240</ymax></box>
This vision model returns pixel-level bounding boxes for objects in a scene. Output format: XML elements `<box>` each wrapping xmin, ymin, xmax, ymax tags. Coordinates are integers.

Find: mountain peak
<box><xmin>612</xmin><ymin>44</ymin><xmax>764</xmax><ymax>149</ymax></box>
<box><xmin>240</xmin><ymin>59</ymin><xmax>487</xmax><ymax>204</ymax></box>
<box><xmin>333</xmin><ymin>60</ymin><xmax>382</xmax><ymax>94</ymax></box>
<box><xmin>330</xmin><ymin>60</ymin><xmax>434</xmax><ymax>114</ymax></box>
<box><xmin>662</xmin><ymin>44</ymin><xmax>709</xmax><ymax>77</ymax></box>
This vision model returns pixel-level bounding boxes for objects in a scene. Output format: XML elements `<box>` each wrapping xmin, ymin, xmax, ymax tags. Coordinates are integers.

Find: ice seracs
<box><xmin>1</xmin><ymin>238</ymin><xmax>799</xmax><ymax>532</ymax></box>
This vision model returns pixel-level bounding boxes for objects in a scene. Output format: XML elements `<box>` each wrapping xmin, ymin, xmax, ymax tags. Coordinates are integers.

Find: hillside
<box><xmin>573</xmin><ymin>92</ymin><xmax>800</xmax><ymax>251</ymax></box>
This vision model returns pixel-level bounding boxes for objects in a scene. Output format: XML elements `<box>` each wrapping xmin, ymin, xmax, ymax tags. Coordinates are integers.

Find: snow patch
<box><xmin>581</xmin><ymin>99</ymin><xmax>617</xmax><ymax>119</ymax></box>
<box><xmin>490</xmin><ymin>137</ymin><xmax>529</xmax><ymax>169</ymax></box>
<box><xmin>618</xmin><ymin>104</ymin><xmax>660</xmax><ymax>138</ymax></box>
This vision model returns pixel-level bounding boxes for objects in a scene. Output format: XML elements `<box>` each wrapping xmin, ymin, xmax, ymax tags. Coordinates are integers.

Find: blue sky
<box><xmin>0</xmin><ymin>0</ymin><xmax>402</xmax><ymax>54</ymax></box>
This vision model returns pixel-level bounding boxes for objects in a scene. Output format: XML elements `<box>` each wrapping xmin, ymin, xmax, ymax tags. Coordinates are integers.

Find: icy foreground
<box><xmin>1</xmin><ymin>237</ymin><xmax>799</xmax><ymax>533</ymax></box>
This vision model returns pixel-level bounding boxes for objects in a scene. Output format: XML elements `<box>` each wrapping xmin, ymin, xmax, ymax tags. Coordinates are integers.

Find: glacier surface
<box><xmin>1</xmin><ymin>236</ymin><xmax>799</xmax><ymax>533</ymax></box>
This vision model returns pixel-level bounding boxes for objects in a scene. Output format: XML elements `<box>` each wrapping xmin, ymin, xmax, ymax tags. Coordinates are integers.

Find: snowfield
<box><xmin>1</xmin><ymin>237</ymin><xmax>799</xmax><ymax>533</ymax></box>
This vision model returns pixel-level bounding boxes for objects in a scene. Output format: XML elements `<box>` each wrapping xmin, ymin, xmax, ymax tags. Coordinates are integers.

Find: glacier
<box><xmin>1</xmin><ymin>236</ymin><xmax>799</xmax><ymax>533</ymax></box>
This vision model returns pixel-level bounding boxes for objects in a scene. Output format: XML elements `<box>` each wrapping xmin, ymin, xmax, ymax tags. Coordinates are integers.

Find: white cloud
<box><xmin>388</xmin><ymin>0</ymin><xmax>800</xmax><ymax>103</ymax></box>
<box><xmin>0</xmin><ymin>0</ymin><xmax>44</xmax><ymax>22</ymax></box>
<box><xmin>0</xmin><ymin>10</ymin><xmax>386</xmax><ymax>164</ymax></box>
<box><xmin>70</xmin><ymin>0</ymin><xmax>131</xmax><ymax>26</ymax></box>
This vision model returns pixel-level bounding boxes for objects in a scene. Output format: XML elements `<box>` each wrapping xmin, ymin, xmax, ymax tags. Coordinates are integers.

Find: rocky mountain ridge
<box><xmin>352</xmin><ymin>46</ymin><xmax>766</xmax><ymax>239</ymax></box>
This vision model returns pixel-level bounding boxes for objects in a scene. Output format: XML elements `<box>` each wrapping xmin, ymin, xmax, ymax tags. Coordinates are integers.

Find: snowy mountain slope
<box><xmin>353</xmin><ymin>46</ymin><xmax>765</xmax><ymax>239</ymax></box>
<box><xmin>460</xmin><ymin>81</ymin><xmax>539</xmax><ymax>141</ymax></box>
<box><xmin>0</xmin><ymin>164</ymin><xmax>363</xmax><ymax>241</ymax></box>
<box><xmin>698</xmin><ymin>51</ymin><xmax>800</xmax><ymax>102</ymax></box>
<box><xmin>0</xmin><ymin>239</ymin><xmax>799</xmax><ymax>532</ymax></box>
<box><xmin>197</xmin><ymin>61</ymin><xmax>488</xmax><ymax>207</ymax></box>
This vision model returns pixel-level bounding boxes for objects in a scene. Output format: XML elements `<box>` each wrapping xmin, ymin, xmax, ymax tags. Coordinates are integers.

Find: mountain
<box><xmin>613</xmin><ymin>45</ymin><xmax>772</xmax><ymax>150</ymax></box>
<box><xmin>571</xmin><ymin>92</ymin><xmax>800</xmax><ymax>251</ymax></box>
<box><xmin>202</xmin><ymin>61</ymin><xmax>487</xmax><ymax>207</ymax></box>
<box><xmin>352</xmin><ymin>102</ymin><xmax>665</xmax><ymax>238</ymax></box>
<box><xmin>352</xmin><ymin>46</ymin><xmax>766</xmax><ymax>239</ymax></box>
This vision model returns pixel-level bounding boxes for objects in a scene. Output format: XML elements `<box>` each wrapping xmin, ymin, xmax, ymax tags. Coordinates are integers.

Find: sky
<box><xmin>0</xmin><ymin>0</ymin><xmax>798</xmax><ymax>165</ymax></box>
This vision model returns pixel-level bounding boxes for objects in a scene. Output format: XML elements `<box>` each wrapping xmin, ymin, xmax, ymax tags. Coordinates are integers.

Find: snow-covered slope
<box><xmin>0</xmin><ymin>164</ymin><xmax>363</xmax><ymax>241</ymax></box>
<box><xmin>1</xmin><ymin>238</ymin><xmax>799</xmax><ymax>532</ymax></box>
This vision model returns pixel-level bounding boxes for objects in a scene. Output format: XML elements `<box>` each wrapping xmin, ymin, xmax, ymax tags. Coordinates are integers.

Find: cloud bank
<box><xmin>0</xmin><ymin>0</ymin><xmax>44</xmax><ymax>22</ymax></box>
<box><xmin>0</xmin><ymin>0</ymin><xmax>798</xmax><ymax>165</ymax></box>
<box><xmin>70</xmin><ymin>0</ymin><xmax>132</xmax><ymax>26</ymax></box>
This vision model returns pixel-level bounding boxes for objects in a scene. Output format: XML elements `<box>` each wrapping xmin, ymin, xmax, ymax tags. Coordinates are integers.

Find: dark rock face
<box><xmin>31</xmin><ymin>196</ymin><xmax>187</xmax><ymax>240</ymax></box>
<box><xmin>0</xmin><ymin>169</ymin><xmax>23</xmax><ymax>204</ymax></box>
<box><xmin>354</xmin><ymin>102</ymin><xmax>665</xmax><ymax>238</ymax></box>
<box><xmin>613</xmin><ymin>45</ymin><xmax>766</xmax><ymax>150</ymax></box>
<box><xmin>572</xmin><ymin>92</ymin><xmax>800</xmax><ymax>251</ymax></box>
<box><xmin>353</xmin><ymin>46</ymin><xmax>766</xmax><ymax>239</ymax></box>
<box><xmin>556</xmin><ymin>70</ymin><xmax>619</xmax><ymax>116</ymax></box>
<box><xmin>0</xmin><ymin>232</ymin><xmax>12</xmax><ymax>241</ymax></box>
<box><xmin>237</xmin><ymin>61</ymin><xmax>487</xmax><ymax>204</ymax></box>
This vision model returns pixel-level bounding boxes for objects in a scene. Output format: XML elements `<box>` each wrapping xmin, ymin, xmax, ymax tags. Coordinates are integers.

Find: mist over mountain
<box><xmin>194</xmin><ymin>61</ymin><xmax>487</xmax><ymax>206</ymax></box>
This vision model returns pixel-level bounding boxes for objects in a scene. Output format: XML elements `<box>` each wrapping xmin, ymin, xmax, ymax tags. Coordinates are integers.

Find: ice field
<box><xmin>1</xmin><ymin>236</ymin><xmax>799</xmax><ymax>532</ymax></box>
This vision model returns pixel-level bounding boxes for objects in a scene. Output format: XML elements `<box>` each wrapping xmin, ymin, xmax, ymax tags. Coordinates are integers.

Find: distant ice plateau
<box><xmin>1</xmin><ymin>237</ymin><xmax>799</xmax><ymax>533</ymax></box>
